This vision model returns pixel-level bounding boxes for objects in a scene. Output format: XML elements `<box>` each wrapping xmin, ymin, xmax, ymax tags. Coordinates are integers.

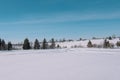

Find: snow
<box><xmin>12</xmin><ymin>38</ymin><xmax>120</xmax><ymax>49</ymax></box>
<box><xmin>0</xmin><ymin>48</ymin><xmax>120</xmax><ymax>80</ymax></box>
<box><xmin>57</xmin><ymin>38</ymin><xmax>120</xmax><ymax>48</ymax></box>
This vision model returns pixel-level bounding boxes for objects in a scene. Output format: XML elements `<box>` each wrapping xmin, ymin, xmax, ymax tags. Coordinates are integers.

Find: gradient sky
<box><xmin>0</xmin><ymin>0</ymin><xmax>120</xmax><ymax>42</ymax></box>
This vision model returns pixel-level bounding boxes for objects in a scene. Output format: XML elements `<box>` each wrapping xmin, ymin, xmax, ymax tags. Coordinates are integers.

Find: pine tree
<box><xmin>23</xmin><ymin>38</ymin><xmax>31</xmax><ymax>50</ymax></box>
<box><xmin>63</xmin><ymin>38</ymin><xmax>66</xmax><ymax>42</ymax></box>
<box><xmin>108</xmin><ymin>36</ymin><xmax>112</xmax><ymax>40</ymax></box>
<box><xmin>1</xmin><ymin>40</ymin><xmax>6</xmax><ymax>50</ymax></box>
<box><xmin>79</xmin><ymin>38</ymin><xmax>82</xmax><ymax>41</ymax></box>
<box><xmin>87</xmin><ymin>40</ymin><xmax>93</xmax><ymax>48</ymax></box>
<box><xmin>103</xmin><ymin>39</ymin><xmax>107</xmax><ymax>48</ymax></box>
<box><xmin>57</xmin><ymin>44</ymin><xmax>60</xmax><ymax>48</ymax></box>
<box><xmin>103</xmin><ymin>39</ymin><xmax>110</xmax><ymax>48</ymax></box>
<box><xmin>50</xmin><ymin>38</ymin><xmax>55</xmax><ymax>49</ymax></box>
<box><xmin>116</xmin><ymin>41</ymin><xmax>120</xmax><ymax>47</ymax></box>
<box><xmin>42</xmin><ymin>38</ymin><xmax>48</xmax><ymax>49</ymax></box>
<box><xmin>8</xmin><ymin>42</ymin><xmax>12</xmax><ymax>50</ymax></box>
<box><xmin>0</xmin><ymin>39</ymin><xmax>1</xmax><ymax>50</ymax></box>
<box><xmin>34</xmin><ymin>39</ymin><xmax>40</xmax><ymax>49</ymax></box>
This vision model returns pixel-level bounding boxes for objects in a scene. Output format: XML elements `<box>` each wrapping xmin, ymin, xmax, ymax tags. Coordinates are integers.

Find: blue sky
<box><xmin>0</xmin><ymin>0</ymin><xmax>120</xmax><ymax>42</ymax></box>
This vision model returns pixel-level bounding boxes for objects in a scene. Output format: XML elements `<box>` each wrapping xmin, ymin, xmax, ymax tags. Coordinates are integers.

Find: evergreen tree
<box><xmin>34</xmin><ymin>39</ymin><xmax>40</xmax><ymax>49</ymax></box>
<box><xmin>57</xmin><ymin>44</ymin><xmax>60</xmax><ymax>48</ymax></box>
<box><xmin>0</xmin><ymin>39</ymin><xmax>1</xmax><ymax>50</ymax></box>
<box><xmin>1</xmin><ymin>40</ymin><xmax>6</xmax><ymax>50</ymax></box>
<box><xmin>42</xmin><ymin>38</ymin><xmax>48</xmax><ymax>49</ymax></box>
<box><xmin>103</xmin><ymin>39</ymin><xmax>110</xmax><ymax>48</ymax></box>
<box><xmin>108</xmin><ymin>36</ymin><xmax>112</xmax><ymax>40</ymax></box>
<box><xmin>116</xmin><ymin>41</ymin><xmax>120</xmax><ymax>47</ymax></box>
<box><xmin>87</xmin><ymin>40</ymin><xmax>93</xmax><ymax>48</ymax></box>
<box><xmin>79</xmin><ymin>38</ymin><xmax>82</xmax><ymax>41</ymax></box>
<box><xmin>103</xmin><ymin>39</ymin><xmax>107</xmax><ymax>48</ymax></box>
<box><xmin>50</xmin><ymin>38</ymin><xmax>55</xmax><ymax>49</ymax></box>
<box><xmin>63</xmin><ymin>38</ymin><xmax>66</xmax><ymax>42</ymax></box>
<box><xmin>23</xmin><ymin>38</ymin><xmax>31</xmax><ymax>50</ymax></box>
<box><xmin>8</xmin><ymin>42</ymin><xmax>12</xmax><ymax>50</ymax></box>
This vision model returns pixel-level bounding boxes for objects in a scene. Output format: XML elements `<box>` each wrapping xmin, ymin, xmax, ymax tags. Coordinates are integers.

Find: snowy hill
<box><xmin>0</xmin><ymin>48</ymin><xmax>120</xmax><ymax>80</ymax></box>
<box><xmin>12</xmin><ymin>38</ymin><xmax>120</xmax><ymax>50</ymax></box>
<box><xmin>57</xmin><ymin>38</ymin><xmax>120</xmax><ymax>48</ymax></box>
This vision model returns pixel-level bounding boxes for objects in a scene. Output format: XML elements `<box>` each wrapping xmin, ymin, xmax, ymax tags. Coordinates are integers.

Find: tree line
<box><xmin>0</xmin><ymin>37</ymin><xmax>120</xmax><ymax>51</ymax></box>
<box><xmin>87</xmin><ymin>39</ymin><xmax>120</xmax><ymax>48</ymax></box>
<box><xmin>0</xmin><ymin>39</ymin><xmax>12</xmax><ymax>50</ymax></box>
<box><xmin>0</xmin><ymin>38</ymin><xmax>59</xmax><ymax>50</ymax></box>
<box><xmin>22</xmin><ymin>38</ymin><xmax>120</xmax><ymax>49</ymax></box>
<box><xmin>23</xmin><ymin>38</ymin><xmax>58</xmax><ymax>50</ymax></box>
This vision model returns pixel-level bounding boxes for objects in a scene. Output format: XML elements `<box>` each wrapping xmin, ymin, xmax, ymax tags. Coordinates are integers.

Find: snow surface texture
<box><xmin>0</xmin><ymin>48</ymin><xmax>120</xmax><ymax>80</ymax></box>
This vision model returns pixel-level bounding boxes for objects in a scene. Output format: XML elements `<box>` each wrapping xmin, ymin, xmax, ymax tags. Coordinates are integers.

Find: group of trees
<box><xmin>103</xmin><ymin>39</ymin><xmax>111</xmax><ymax>48</ymax></box>
<box><xmin>87</xmin><ymin>39</ymin><xmax>117</xmax><ymax>48</ymax></box>
<box><xmin>0</xmin><ymin>37</ymin><xmax>120</xmax><ymax>51</ymax></box>
<box><xmin>16</xmin><ymin>38</ymin><xmax>120</xmax><ymax>50</ymax></box>
<box><xmin>0</xmin><ymin>39</ymin><xmax>12</xmax><ymax>50</ymax></box>
<box><xmin>23</xmin><ymin>38</ymin><xmax>56</xmax><ymax>50</ymax></box>
<box><xmin>0</xmin><ymin>38</ymin><xmax>59</xmax><ymax>50</ymax></box>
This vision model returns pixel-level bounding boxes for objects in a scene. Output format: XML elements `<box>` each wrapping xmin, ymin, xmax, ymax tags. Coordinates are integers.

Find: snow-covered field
<box><xmin>57</xmin><ymin>38</ymin><xmax>120</xmax><ymax>48</ymax></box>
<box><xmin>0</xmin><ymin>48</ymin><xmax>120</xmax><ymax>80</ymax></box>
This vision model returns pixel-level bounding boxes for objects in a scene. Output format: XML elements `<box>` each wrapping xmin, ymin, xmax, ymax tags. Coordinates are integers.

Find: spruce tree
<box><xmin>1</xmin><ymin>40</ymin><xmax>6</xmax><ymax>50</ymax></box>
<box><xmin>87</xmin><ymin>40</ymin><xmax>93</xmax><ymax>48</ymax></box>
<box><xmin>103</xmin><ymin>39</ymin><xmax>110</xmax><ymax>48</ymax></box>
<box><xmin>57</xmin><ymin>44</ymin><xmax>60</xmax><ymax>48</ymax></box>
<box><xmin>42</xmin><ymin>38</ymin><xmax>48</xmax><ymax>49</ymax></box>
<box><xmin>103</xmin><ymin>39</ymin><xmax>107</xmax><ymax>48</ymax></box>
<box><xmin>108</xmin><ymin>36</ymin><xmax>112</xmax><ymax>40</ymax></box>
<box><xmin>8</xmin><ymin>42</ymin><xmax>12</xmax><ymax>50</ymax></box>
<box><xmin>50</xmin><ymin>38</ymin><xmax>55</xmax><ymax>49</ymax></box>
<box><xmin>116</xmin><ymin>41</ymin><xmax>120</xmax><ymax>47</ymax></box>
<box><xmin>0</xmin><ymin>39</ymin><xmax>1</xmax><ymax>50</ymax></box>
<box><xmin>23</xmin><ymin>38</ymin><xmax>31</xmax><ymax>50</ymax></box>
<box><xmin>34</xmin><ymin>39</ymin><xmax>40</xmax><ymax>49</ymax></box>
